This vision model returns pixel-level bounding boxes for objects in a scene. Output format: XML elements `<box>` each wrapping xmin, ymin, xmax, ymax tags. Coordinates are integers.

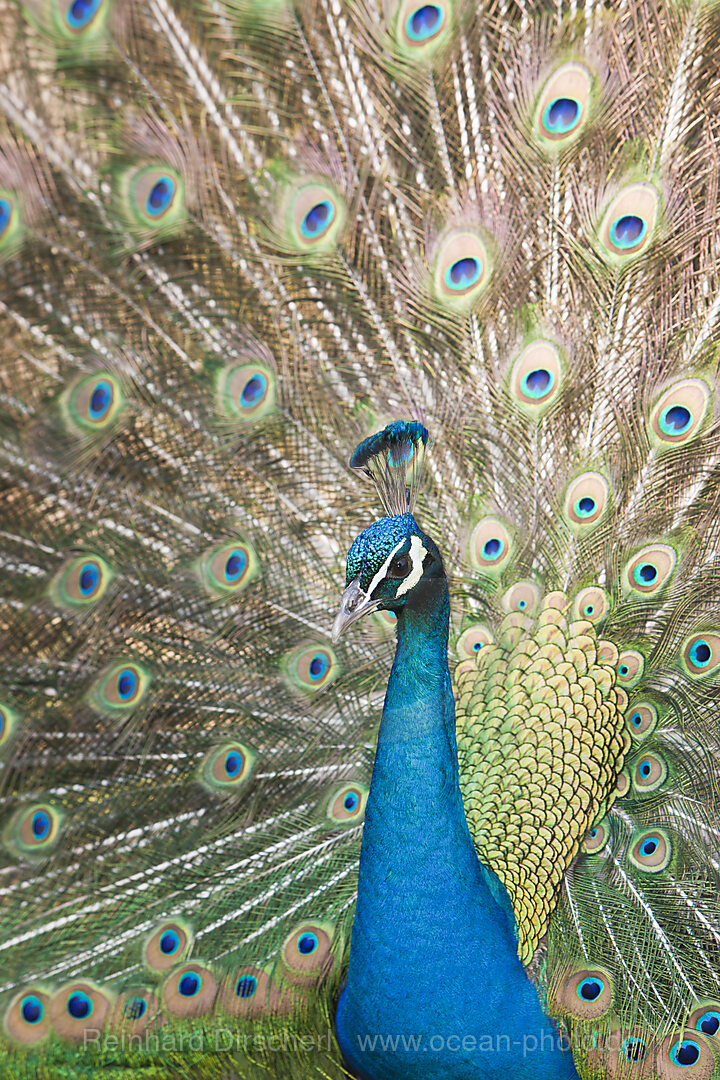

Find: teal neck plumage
<box><xmin>335</xmin><ymin>572</ymin><xmax>578</xmax><ymax>1080</ymax></box>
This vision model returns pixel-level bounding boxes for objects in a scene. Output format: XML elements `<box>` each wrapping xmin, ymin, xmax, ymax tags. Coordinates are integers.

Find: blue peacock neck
<box><xmin>335</xmin><ymin>571</ymin><xmax>578</xmax><ymax>1080</ymax></box>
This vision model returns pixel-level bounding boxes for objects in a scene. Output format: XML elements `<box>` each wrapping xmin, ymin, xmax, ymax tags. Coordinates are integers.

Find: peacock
<box><xmin>2</xmin><ymin>0</ymin><xmax>720</xmax><ymax>1077</ymax></box>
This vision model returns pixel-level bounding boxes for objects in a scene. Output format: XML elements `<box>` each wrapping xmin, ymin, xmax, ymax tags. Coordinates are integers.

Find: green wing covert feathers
<box><xmin>2</xmin><ymin>0</ymin><xmax>720</xmax><ymax>1078</ymax></box>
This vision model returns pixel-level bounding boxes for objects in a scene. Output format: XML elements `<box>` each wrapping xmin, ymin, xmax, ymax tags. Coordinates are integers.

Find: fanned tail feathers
<box><xmin>2</xmin><ymin>0</ymin><xmax>720</xmax><ymax>1077</ymax></box>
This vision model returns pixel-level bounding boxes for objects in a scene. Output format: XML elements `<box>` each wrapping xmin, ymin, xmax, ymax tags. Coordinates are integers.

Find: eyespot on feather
<box><xmin>689</xmin><ymin>1003</ymin><xmax>720</xmax><ymax>1040</ymax></box>
<box><xmin>217</xmin><ymin>363</ymin><xmax>275</xmax><ymax>423</ymax></box>
<box><xmin>549</xmin><ymin>966</ymin><xmax>613</xmax><ymax>1020</ymax></box>
<box><xmin>109</xmin><ymin>989</ymin><xmax>160</xmax><ymax>1032</ymax></box>
<box><xmin>563</xmin><ymin>473</ymin><xmax>609</xmax><ymax>530</ymax></box>
<box><xmin>285</xmin><ymin>181</ymin><xmax>345</xmax><ymax>251</ymax></box>
<box><xmin>582</xmin><ymin>819</ymin><xmax>610</xmax><ymax>854</ymax></box>
<box><xmin>628</xmin><ymin>828</ymin><xmax>671</xmax><ymax>872</ymax></box>
<box><xmin>280</xmin><ymin>923</ymin><xmax>334</xmax><ymax>982</ymax></box>
<box><xmin>468</xmin><ymin>517</ymin><xmax>512</xmax><ymax>572</ymax></box>
<box><xmin>0</xmin><ymin>702</ymin><xmax>19</xmax><ymax>749</ymax></box>
<box><xmin>284</xmin><ymin>644</ymin><xmax>339</xmax><ymax>692</ymax></box>
<box><xmin>625</xmin><ymin>702</ymin><xmax>658</xmax><ymax>739</ymax></box>
<box><xmin>649</xmin><ymin>380</ymin><xmax>710</xmax><ymax>447</ymax></box>
<box><xmin>325</xmin><ymin>782</ymin><xmax>368</xmax><ymax>826</ymax></box>
<box><xmin>373</xmin><ymin>608</ymin><xmax>398</xmax><ymax>634</ymax></box>
<box><xmin>144</xmin><ymin>922</ymin><xmax>193</xmax><ymax>971</ymax></box>
<box><xmin>162</xmin><ymin>965</ymin><xmax>217</xmax><ymax>1017</ymax></box>
<box><xmin>616</xmin><ymin>650</ymin><xmax>644</xmax><ymax>687</ymax></box>
<box><xmin>50</xmin><ymin>554</ymin><xmax>114</xmax><ymax>608</ymax></box>
<box><xmin>534</xmin><ymin>62</ymin><xmax>594</xmax><ymax>147</ymax></box>
<box><xmin>658</xmin><ymin>1032</ymin><xmax>715</xmax><ymax>1079</ymax></box>
<box><xmin>502</xmin><ymin>581</ymin><xmax>540</xmax><ymax>615</ymax></box>
<box><xmin>431</xmin><ymin>228</ymin><xmax>491</xmax><ymax>311</ymax></box>
<box><xmin>682</xmin><ymin>633</ymin><xmax>720</xmax><ymax>678</ymax></box>
<box><xmin>510</xmin><ymin>340</ymin><xmax>563</xmax><ymax>413</ymax></box>
<box><xmin>55</xmin><ymin>0</ymin><xmax>108</xmax><ymax>35</ymax></box>
<box><xmin>7</xmin><ymin>803</ymin><xmax>63</xmax><ymax>856</ymax></box>
<box><xmin>631</xmin><ymin>751</ymin><xmax>668</xmax><ymax>793</ymax></box>
<box><xmin>624</xmin><ymin>545</ymin><xmax>677</xmax><ymax>597</ymax></box>
<box><xmin>394</xmin><ymin>0</ymin><xmax>452</xmax><ymax>55</ymax></box>
<box><xmin>49</xmin><ymin>982</ymin><xmax>111</xmax><ymax>1041</ymax></box>
<box><xmin>198</xmin><ymin>540</ymin><xmax>261</xmax><ymax>596</ymax></box>
<box><xmin>456</xmin><ymin>624</ymin><xmax>493</xmax><ymax>660</ymax></box>
<box><xmin>4</xmin><ymin>989</ymin><xmax>52</xmax><ymax>1044</ymax></box>
<box><xmin>119</xmin><ymin>164</ymin><xmax>185</xmax><ymax>234</ymax></box>
<box><xmin>598</xmin><ymin>182</ymin><xmax>660</xmax><ymax>260</ymax></box>
<box><xmin>63</xmin><ymin>372</ymin><xmax>124</xmax><ymax>434</ymax></box>
<box><xmin>201</xmin><ymin>743</ymin><xmax>256</xmax><ymax>793</ymax></box>
<box><xmin>572</xmin><ymin>586</ymin><xmax>610</xmax><ymax>624</ymax></box>
<box><xmin>218</xmin><ymin>966</ymin><xmax>282</xmax><ymax>1017</ymax></box>
<box><xmin>89</xmin><ymin>661</ymin><xmax>150</xmax><ymax>713</ymax></box>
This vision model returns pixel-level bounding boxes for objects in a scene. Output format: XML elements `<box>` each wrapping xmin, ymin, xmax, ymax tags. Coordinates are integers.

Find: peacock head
<box><xmin>332</xmin><ymin>421</ymin><xmax>444</xmax><ymax>640</ymax></box>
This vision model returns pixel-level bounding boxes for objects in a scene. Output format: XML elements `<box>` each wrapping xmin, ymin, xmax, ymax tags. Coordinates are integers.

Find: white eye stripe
<box><xmin>395</xmin><ymin>535</ymin><xmax>427</xmax><ymax>596</ymax></box>
<box><xmin>366</xmin><ymin>535</ymin><xmax>429</xmax><ymax>599</ymax></box>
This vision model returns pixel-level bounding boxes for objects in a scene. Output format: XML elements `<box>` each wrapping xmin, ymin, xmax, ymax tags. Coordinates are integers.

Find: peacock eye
<box><xmin>388</xmin><ymin>554</ymin><xmax>411</xmax><ymax>579</ymax></box>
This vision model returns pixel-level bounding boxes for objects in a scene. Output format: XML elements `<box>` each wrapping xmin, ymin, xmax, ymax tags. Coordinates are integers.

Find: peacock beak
<box><xmin>332</xmin><ymin>576</ymin><xmax>380</xmax><ymax>641</ymax></box>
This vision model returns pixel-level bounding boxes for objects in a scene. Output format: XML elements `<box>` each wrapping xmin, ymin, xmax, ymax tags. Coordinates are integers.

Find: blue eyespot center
<box><xmin>89</xmin><ymin>380</ymin><xmax>112</xmax><ymax>420</ymax></box>
<box><xmin>640</xmin><ymin>837</ymin><xmax>658</xmax><ymax>856</ymax></box>
<box><xmin>661</xmin><ymin>405</ymin><xmax>692</xmax><ymax>434</ymax></box>
<box><xmin>179</xmin><ymin>973</ymin><xmax>201</xmax><ymax>997</ymax></box>
<box><xmin>80</xmin><ymin>563</ymin><xmax>100</xmax><ymax>595</ymax></box>
<box><xmin>585</xmin><ymin>605</ymin><xmax>594</xmax><ymax>615</ymax></box>
<box><xmin>577</xmin><ymin>977</ymin><xmax>603</xmax><ymax>1001</ymax></box>
<box><xmin>610</xmin><ymin>214</ymin><xmax>646</xmax><ymax>249</ymax></box>
<box><xmin>690</xmin><ymin>640</ymin><xmax>712</xmax><ymax>667</ymax></box>
<box><xmin>0</xmin><ymin>198</ymin><xmax>12</xmax><ymax>237</ymax></box>
<box><xmin>619</xmin><ymin>665</ymin><xmax>629</xmax><ymax>676</ymax></box>
<box><xmin>671</xmin><ymin>1040</ymin><xmax>701</xmax><ymax>1067</ymax></box>
<box><xmin>160</xmin><ymin>930</ymin><xmax>180</xmax><ymax>955</ymax></box>
<box><xmin>225</xmin><ymin>751</ymin><xmax>242</xmax><ymax>778</ymax></box>
<box><xmin>32</xmin><ymin>810</ymin><xmax>51</xmax><ymax>840</ymax></box>
<box><xmin>224</xmin><ymin>550</ymin><xmax>247</xmax><ymax>582</ymax></box>
<box><xmin>236</xmin><ymin>976</ymin><xmax>257</xmax><ymax>999</ymax></box>
<box><xmin>146</xmin><ymin>177</ymin><xmax>176</xmax><ymax>217</ymax></box>
<box><xmin>631</xmin><ymin>712</ymin><xmax>642</xmax><ymax>727</ymax></box>
<box><xmin>117</xmin><ymin>668</ymin><xmax>138</xmax><ymax>700</ymax></box>
<box><xmin>575</xmin><ymin>496</ymin><xmax>596</xmax><ymax>518</ymax></box>
<box><xmin>124</xmin><ymin>997</ymin><xmax>147</xmax><ymax>1020</ymax></box>
<box><xmin>21</xmin><ymin>996</ymin><xmax>43</xmax><ymax>1024</ymax></box>
<box><xmin>483</xmin><ymin>538</ymin><xmax>502</xmax><ymax>559</ymax></box>
<box><xmin>636</xmin><ymin>563</ymin><xmax>657</xmax><ymax>583</ymax></box>
<box><xmin>406</xmin><ymin>4</ymin><xmax>444</xmax><ymax>41</ymax></box>
<box><xmin>697</xmin><ymin>1012</ymin><xmax>720</xmax><ymax>1036</ymax></box>
<box><xmin>301</xmin><ymin>200</ymin><xmax>334</xmax><ymax>239</ymax></box>
<box><xmin>444</xmin><ymin>256</ymin><xmax>481</xmax><ymax>291</ymax></box>
<box><xmin>639</xmin><ymin>760</ymin><xmax>652</xmax><ymax>778</ymax></box>
<box><xmin>67</xmin><ymin>0</ymin><xmax>102</xmax><ymax>28</ymax></box>
<box><xmin>522</xmin><ymin>368</ymin><xmax>553</xmax><ymax>398</ymax></box>
<box><xmin>308</xmin><ymin>653</ymin><xmax>328</xmax><ymax>680</ymax></box>
<box><xmin>297</xmin><ymin>933</ymin><xmax>318</xmax><ymax>955</ymax></box>
<box><xmin>240</xmin><ymin>374</ymin><xmax>267</xmax><ymax>408</ymax></box>
<box><xmin>518</xmin><ymin>599</ymin><xmax>526</xmax><ymax>609</ymax></box>
<box><xmin>67</xmin><ymin>992</ymin><xmax>92</xmax><ymax>1020</ymax></box>
<box><xmin>343</xmin><ymin>792</ymin><xmax>358</xmax><ymax>811</ymax></box>
<box><xmin>543</xmin><ymin>97</ymin><xmax>581</xmax><ymax>134</ymax></box>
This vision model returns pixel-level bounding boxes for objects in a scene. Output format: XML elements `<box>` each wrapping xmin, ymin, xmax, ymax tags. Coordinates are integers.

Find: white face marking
<box><xmin>365</xmin><ymin>534</ymin><xmax>428</xmax><ymax>599</ymax></box>
<box><xmin>395</xmin><ymin>535</ymin><xmax>427</xmax><ymax>596</ymax></box>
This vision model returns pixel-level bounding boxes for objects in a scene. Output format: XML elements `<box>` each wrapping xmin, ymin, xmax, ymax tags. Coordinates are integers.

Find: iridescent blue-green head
<box><xmin>333</xmin><ymin>422</ymin><xmax>445</xmax><ymax>640</ymax></box>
